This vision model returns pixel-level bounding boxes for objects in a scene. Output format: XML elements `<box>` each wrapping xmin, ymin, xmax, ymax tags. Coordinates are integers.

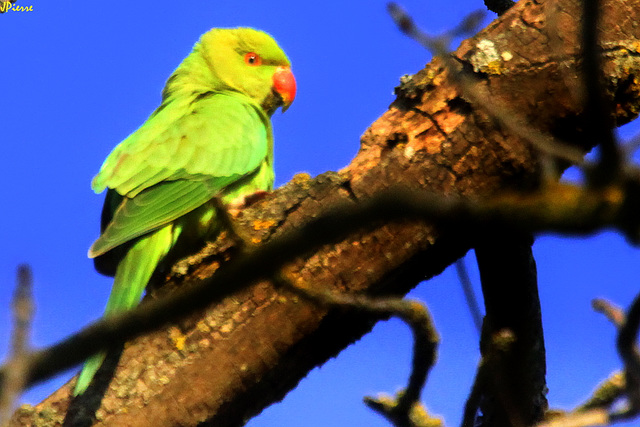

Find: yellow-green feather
<box><xmin>75</xmin><ymin>27</ymin><xmax>289</xmax><ymax>395</ymax></box>
<box><xmin>75</xmin><ymin>225</ymin><xmax>176</xmax><ymax>394</ymax></box>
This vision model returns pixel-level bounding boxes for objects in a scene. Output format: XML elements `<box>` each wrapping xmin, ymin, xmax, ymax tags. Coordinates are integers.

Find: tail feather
<box><xmin>74</xmin><ymin>225</ymin><xmax>174</xmax><ymax>395</ymax></box>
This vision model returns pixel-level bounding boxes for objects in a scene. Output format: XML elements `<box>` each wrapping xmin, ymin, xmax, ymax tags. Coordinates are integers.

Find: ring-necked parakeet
<box><xmin>74</xmin><ymin>27</ymin><xmax>296</xmax><ymax>395</ymax></box>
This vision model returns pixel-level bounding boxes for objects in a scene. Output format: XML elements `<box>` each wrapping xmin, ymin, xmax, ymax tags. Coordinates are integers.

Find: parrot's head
<box><xmin>199</xmin><ymin>28</ymin><xmax>296</xmax><ymax>115</ymax></box>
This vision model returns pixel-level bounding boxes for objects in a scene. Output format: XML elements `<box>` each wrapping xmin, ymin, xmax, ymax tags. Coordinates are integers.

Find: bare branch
<box><xmin>578</xmin><ymin>372</ymin><xmax>625</xmax><ymax>411</ymax></box>
<box><xmin>455</xmin><ymin>260</ymin><xmax>483</xmax><ymax>335</ymax></box>
<box><xmin>615</xmin><ymin>292</ymin><xmax>640</xmax><ymax>418</ymax></box>
<box><xmin>593</xmin><ymin>299</ymin><xmax>626</xmax><ymax>328</ymax></box>
<box><xmin>3</xmin><ymin>179</ymin><xmax>640</xmax><ymax>396</ymax></box>
<box><xmin>537</xmin><ymin>409</ymin><xmax>609</xmax><ymax>427</ymax></box>
<box><xmin>462</xmin><ymin>359</ymin><xmax>488</xmax><ymax>427</ymax></box>
<box><xmin>365</xmin><ymin>392</ymin><xmax>445</xmax><ymax>427</ymax></box>
<box><xmin>536</xmin><ymin>296</ymin><xmax>640</xmax><ymax>426</ymax></box>
<box><xmin>0</xmin><ymin>265</ymin><xmax>34</xmax><ymax>426</ymax></box>
<box><xmin>274</xmin><ymin>272</ymin><xmax>438</xmax><ymax>426</ymax></box>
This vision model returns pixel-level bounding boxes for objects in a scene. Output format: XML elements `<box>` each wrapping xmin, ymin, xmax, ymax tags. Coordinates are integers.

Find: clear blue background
<box><xmin>1</xmin><ymin>1</ymin><xmax>639</xmax><ymax>426</ymax></box>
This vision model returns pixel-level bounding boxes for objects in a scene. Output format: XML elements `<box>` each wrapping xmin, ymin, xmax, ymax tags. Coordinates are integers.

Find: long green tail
<box><xmin>74</xmin><ymin>225</ymin><xmax>174</xmax><ymax>395</ymax></box>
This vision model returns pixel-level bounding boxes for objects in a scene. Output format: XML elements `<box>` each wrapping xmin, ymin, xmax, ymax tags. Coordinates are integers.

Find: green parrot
<box><xmin>74</xmin><ymin>27</ymin><xmax>296</xmax><ymax>395</ymax></box>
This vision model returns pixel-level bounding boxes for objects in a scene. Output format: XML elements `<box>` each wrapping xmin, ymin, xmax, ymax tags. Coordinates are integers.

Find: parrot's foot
<box><xmin>228</xmin><ymin>190</ymin><xmax>269</xmax><ymax>217</ymax></box>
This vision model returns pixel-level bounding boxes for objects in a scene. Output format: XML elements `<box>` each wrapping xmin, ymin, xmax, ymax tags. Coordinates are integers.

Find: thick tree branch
<box><xmin>9</xmin><ymin>0</ymin><xmax>640</xmax><ymax>425</ymax></box>
<box><xmin>475</xmin><ymin>234</ymin><xmax>546</xmax><ymax>427</ymax></box>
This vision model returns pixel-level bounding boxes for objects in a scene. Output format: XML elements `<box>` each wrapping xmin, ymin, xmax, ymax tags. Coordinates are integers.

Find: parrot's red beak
<box><xmin>273</xmin><ymin>66</ymin><xmax>296</xmax><ymax>112</ymax></box>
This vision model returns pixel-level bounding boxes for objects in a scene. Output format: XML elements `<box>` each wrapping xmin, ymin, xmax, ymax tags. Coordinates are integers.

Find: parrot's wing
<box><xmin>89</xmin><ymin>93</ymin><xmax>270</xmax><ymax>258</ymax></box>
<box><xmin>93</xmin><ymin>92</ymin><xmax>269</xmax><ymax>196</ymax></box>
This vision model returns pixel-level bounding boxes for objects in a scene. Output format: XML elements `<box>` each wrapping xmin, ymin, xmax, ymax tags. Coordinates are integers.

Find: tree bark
<box><xmin>11</xmin><ymin>0</ymin><xmax>640</xmax><ymax>425</ymax></box>
<box><xmin>475</xmin><ymin>234</ymin><xmax>546</xmax><ymax>427</ymax></box>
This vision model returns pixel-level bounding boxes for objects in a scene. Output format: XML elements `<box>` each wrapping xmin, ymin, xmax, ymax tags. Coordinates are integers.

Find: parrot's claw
<box><xmin>227</xmin><ymin>190</ymin><xmax>269</xmax><ymax>217</ymax></box>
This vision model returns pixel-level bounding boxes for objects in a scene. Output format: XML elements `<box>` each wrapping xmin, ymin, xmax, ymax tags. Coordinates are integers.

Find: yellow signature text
<box><xmin>0</xmin><ymin>2</ymin><xmax>33</xmax><ymax>12</ymax></box>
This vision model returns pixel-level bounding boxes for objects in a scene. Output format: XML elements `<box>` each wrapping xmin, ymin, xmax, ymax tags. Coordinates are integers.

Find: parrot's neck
<box><xmin>161</xmin><ymin>44</ymin><xmax>225</xmax><ymax>102</ymax></box>
<box><xmin>159</xmin><ymin>42</ymin><xmax>275</xmax><ymax>118</ymax></box>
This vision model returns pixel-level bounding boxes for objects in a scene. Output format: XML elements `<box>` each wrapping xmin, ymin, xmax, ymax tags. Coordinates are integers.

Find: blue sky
<box><xmin>1</xmin><ymin>1</ymin><xmax>639</xmax><ymax>426</ymax></box>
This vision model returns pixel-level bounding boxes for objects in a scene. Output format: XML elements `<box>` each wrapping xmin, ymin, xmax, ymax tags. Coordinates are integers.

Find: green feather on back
<box><xmin>89</xmin><ymin>93</ymin><xmax>271</xmax><ymax>257</ymax></box>
<box><xmin>74</xmin><ymin>27</ymin><xmax>295</xmax><ymax>395</ymax></box>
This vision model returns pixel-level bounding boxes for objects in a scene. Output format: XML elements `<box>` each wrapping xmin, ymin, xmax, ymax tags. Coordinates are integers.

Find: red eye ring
<box><xmin>244</xmin><ymin>52</ymin><xmax>262</xmax><ymax>66</ymax></box>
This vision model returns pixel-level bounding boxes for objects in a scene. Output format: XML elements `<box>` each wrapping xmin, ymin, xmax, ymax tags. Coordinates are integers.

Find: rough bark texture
<box><xmin>11</xmin><ymin>0</ymin><xmax>640</xmax><ymax>425</ymax></box>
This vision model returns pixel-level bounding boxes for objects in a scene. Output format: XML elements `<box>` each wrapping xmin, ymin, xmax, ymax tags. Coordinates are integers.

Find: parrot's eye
<box><xmin>244</xmin><ymin>52</ymin><xmax>262</xmax><ymax>66</ymax></box>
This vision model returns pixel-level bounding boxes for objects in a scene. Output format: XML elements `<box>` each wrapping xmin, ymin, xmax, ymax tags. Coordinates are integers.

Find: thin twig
<box><xmin>455</xmin><ymin>259</ymin><xmax>483</xmax><ymax>335</ymax></box>
<box><xmin>0</xmin><ymin>265</ymin><xmax>34</xmax><ymax>426</ymax></box>
<box><xmin>592</xmin><ymin>298</ymin><xmax>625</xmax><ymax>327</ymax></box>
<box><xmin>537</xmin><ymin>408</ymin><xmax>610</xmax><ymax>427</ymax></box>
<box><xmin>578</xmin><ymin>371</ymin><xmax>625</xmax><ymax>411</ymax></box>
<box><xmin>541</xmin><ymin>296</ymin><xmax>640</xmax><ymax>426</ymax></box>
<box><xmin>461</xmin><ymin>362</ymin><xmax>486</xmax><ymax>427</ymax></box>
<box><xmin>614</xmin><ymin>292</ymin><xmax>640</xmax><ymax>418</ymax></box>
<box><xmin>594</xmin><ymin>295</ymin><xmax>640</xmax><ymax>419</ymax></box>
<box><xmin>274</xmin><ymin>272</ymin><xmax>439</xmax><ymax>426</ymax></box>
<box><xmin>365</xmin><ymin>392</ymin><xmax>445</xmax><ymax>427</ymax></box>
